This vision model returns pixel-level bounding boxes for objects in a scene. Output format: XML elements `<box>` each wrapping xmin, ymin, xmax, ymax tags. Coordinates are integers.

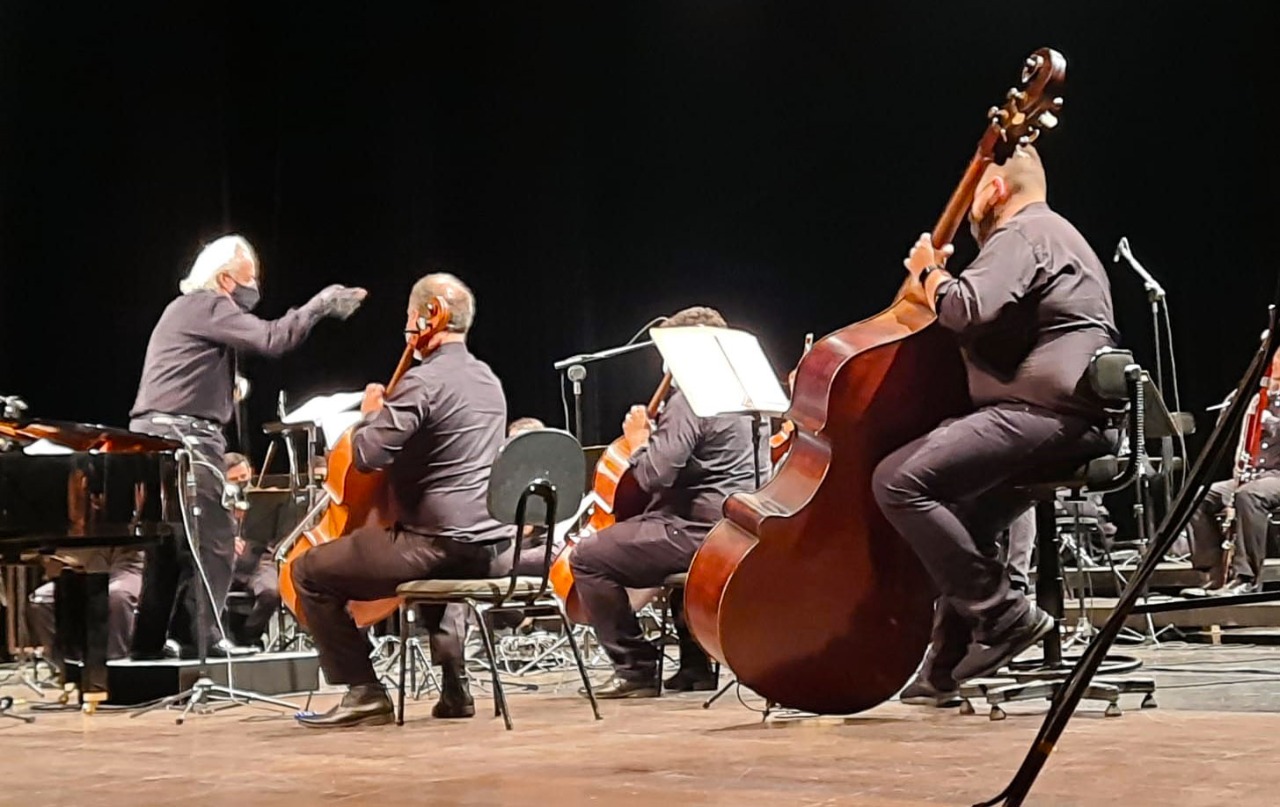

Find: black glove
<box><xmin>313</xmin><ymin>285</ymin><xmax>368</xmax><ymax>320</ymax></box>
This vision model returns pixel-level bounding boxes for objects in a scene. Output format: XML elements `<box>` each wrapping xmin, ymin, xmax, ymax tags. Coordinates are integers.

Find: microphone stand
<box><xmin>129</xmin><ymin>427</ymin><xmax>298</xmax><ymax>724</ymax></box>
<box><xmin>553</xmin><ymin>339</ymin><xmax>656</xmax><ymax>442</ymax></box>
<box><xmin>1115</xmin><ymin>237</ymin><xmax>1168</xmax><ymax>397</ymax></box>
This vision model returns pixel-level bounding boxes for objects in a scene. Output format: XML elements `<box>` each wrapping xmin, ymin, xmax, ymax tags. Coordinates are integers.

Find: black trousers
<box><xmin>229</xmin><ymin>551</ymin><xmax>280</xmax><ymax>647</ymax></box>
<box><xmin>569</xmin><ymin>516</ymin><xmax>706</xmax><ymax>681</ymax></box>
<box><xmin>873</xmin><ymin>403</ymin><xmax>1109</xmax><ymax>643</ymax></box>
<box><xmin>129</xmin><ymin>415</ymin><xmax>235</xmax><ymax>650</ymax></box>
<box><xmin>914</xmin><ymin>507</ymin><xmax>1035</xmax><ymax>689</ymax></box>
<box><xmin>1190</xmin><ymin>476</ymin><xmax>1280</xmax><ymax>582</ymax></box>
<box><xmin>291</xmin><ymin>524</ymin><xmax>512</xmax><ymax>687</ymax></box>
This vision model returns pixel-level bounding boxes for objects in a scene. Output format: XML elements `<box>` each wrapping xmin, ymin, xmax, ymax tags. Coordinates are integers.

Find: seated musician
<box><xmin>223</xmin><ymin>453</ymin><xmax>282</xmax><ymax>649</ymax></box>
<box><xmin>873</xmin><ymin>146</ymin><xmax>1120</xmax><ymax>701</ymax></box>
<box><xmin>129</xmin><ymin>234</ymin><xmax>365</xmax><ymax>658</ymax></box>
<box><xmin>1185</xmin><ymin>355</ymin><xmax>1280</xmax><ymax>597</ymax></box>
<box><xmin>27</xmin><ymin>550</ymin><xmax>144</xmax><ymax>670</ymax></box>
<box><xmin>570</xmin><ymin>306</ymin><xmax>768</xmax><ymax>698</ymax></box>
<box><xmin>291</xmin><ymin>272</ymin><xmax>512</xmax><ymax>729</ymax></box>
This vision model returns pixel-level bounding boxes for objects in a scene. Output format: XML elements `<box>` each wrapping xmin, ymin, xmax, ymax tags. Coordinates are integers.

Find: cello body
<box><xmin>685</xmin><ymin>48</ymin><xmax>1066</xmax><ymax>714</ymax></box>
<box><xmin>278</xmin><ymin>430</ymin><xmax>400</xmax><ymax>628</ymax></box>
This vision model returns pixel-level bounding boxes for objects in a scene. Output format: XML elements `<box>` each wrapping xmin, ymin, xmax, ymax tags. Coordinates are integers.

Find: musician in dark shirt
<box><xmin>292</xmin><ymin>272</ymin><xmax>512</xmax><ymax>729</ymax></box>
<box><xmin>128</xmin><ymin>235</ymin><xmax>365</xmax><ymax>657</ymax></box>
<box><xmin>222</xmin><ymin>453</ymin><xmax>282</xmax><ymax>649</ymax></box>
<box><xmin>873</xmin><ymin>146</ymin><xmax>1119</xmax><ymax>701</ymax></box>
<box><xmin>570</xmin><ymin>307</ymin><xmax>769</xmax><ymax>698</ymax></box>
<box><xmin>1186</xmin><ymin>355</ymin><xmax>1280</xmax><ymax>596</ymax></box>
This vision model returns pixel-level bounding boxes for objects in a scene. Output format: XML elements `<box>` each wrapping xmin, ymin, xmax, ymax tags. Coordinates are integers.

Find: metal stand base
<box><xmin>127</xmin><ymin>675</ymin><xmax>299</xmax><ymax>725</ymax></box>
<box><xmin>0</xmin><ymin>695</ymin><xmax>35</xmax><ymax>723</ymax></box>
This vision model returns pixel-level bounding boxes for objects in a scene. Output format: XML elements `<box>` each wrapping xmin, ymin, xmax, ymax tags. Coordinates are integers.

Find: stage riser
<box><xmin>66</xmin><ymin>652</ymin><xmax>320</xmax><ymax>705</ymax></box>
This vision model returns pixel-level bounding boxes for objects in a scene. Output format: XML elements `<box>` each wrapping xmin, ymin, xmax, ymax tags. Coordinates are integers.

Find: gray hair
<box><xmin>410</xmin><ymin>272</ymin><xmax>475</xmax><ymax>334</ymax></box>
<box><xmin>179</xmin><ymin>235</ymin><xmax>257</xmax><ymax>294</ymax></box>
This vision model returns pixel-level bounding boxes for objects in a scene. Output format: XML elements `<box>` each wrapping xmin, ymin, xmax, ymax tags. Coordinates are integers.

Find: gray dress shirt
<box><xmin>351</xmin><ymin>342</ymin><xmax>509</xmax><ymax>543</ymax></box>
<box><xmin>131</xmin><ymin>290</ymin><xmax>325</xmax><ymax>425</ymax></box>
<box><xmin>935</xmin><ymin>202</ymin><xmax>1120</xmax><ymax>420</ymax></box>
<box><xmin>628</xmin><ymin>389</ymin><xmax>768</xmax><ymax>537</ymax></box>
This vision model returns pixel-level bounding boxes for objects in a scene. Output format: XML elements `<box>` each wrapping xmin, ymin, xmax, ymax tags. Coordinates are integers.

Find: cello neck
<box><xmin>385</xmin><ymin>341</ymin><xmax>419</xmax><ymax>397</ymax></box>
<box><xmin>930</xmin><ymin>129</ymin><xmax>1001</xmax><ymax>250</ymax></box>
<box><xmin>646</xmin><ymin>372</ymin><xmax>673</xmax><ymax>419</ymax></box>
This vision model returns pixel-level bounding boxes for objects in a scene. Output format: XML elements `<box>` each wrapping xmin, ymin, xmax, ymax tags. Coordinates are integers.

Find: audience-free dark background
<box><xmin>2</xmin><ymin>2</ymin><xmax>1274</xmax><ymax>460</ymax></box>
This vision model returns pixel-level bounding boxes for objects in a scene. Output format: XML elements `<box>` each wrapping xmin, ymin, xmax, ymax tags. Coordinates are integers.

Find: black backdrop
<box><xmin>2</xmin><ymin>2</ymin><xmax>1275</xmax><ymax>461</ymax></box>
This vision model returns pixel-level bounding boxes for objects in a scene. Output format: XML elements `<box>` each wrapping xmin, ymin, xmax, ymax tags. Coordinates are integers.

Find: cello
<box><xmin>279</xmin><ymin>296</ymin><xmax>451</xmax><ymax>628</ymax></box>
<box><xmin>550</xmin><ymin>372</ymin><xmax>672</xmax><ymax>622</ymax></box>
<box><xmin>684</xmin><ymin>49</ymin><xmax>1066</xmax><ymax>715</ymax></box>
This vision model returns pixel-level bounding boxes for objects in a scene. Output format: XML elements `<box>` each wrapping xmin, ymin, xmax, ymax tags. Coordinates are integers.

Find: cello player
<box><xmin>569</xmin><ymin>306</ymin><xmax>770</xmax><ymax>698</ymax></box>
<box><xmin>291</xmin><ymin>272</ymin><xmax>512</xmax><ymax>729</ymax></box>
<box><xmin>872</xmin><ymin>145</ymin><xmax>1120</xmax><ymax>701</ymax></box>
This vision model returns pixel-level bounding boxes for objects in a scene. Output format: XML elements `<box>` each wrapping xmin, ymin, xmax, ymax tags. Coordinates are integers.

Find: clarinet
<box><xmin>1221</xmin><ymin>379</ymin><xmax>1271</xmax><ymax>586</ymax></box>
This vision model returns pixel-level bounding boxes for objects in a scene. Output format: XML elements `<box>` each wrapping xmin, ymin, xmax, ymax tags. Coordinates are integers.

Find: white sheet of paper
<box><xmin>283</xmin><ymin>391</ymin><xmax>364</xmax><ymax>425</ymax></box>
<box><xmin>23</xmin><ymin>438</ymin><xmax>75</xmax><ymax>456</ymax></box>
<box><xmin>649</xmin><ymin>326</ymin><xmax>790</xmax><ymax>417</ymax></box>
<box><xmin>319</xmin><ymin>410</ymin><xmax>365</xmax><ymax>450</ymax></box>
<box><xmin>553</xmin><ymin>491</ymin><xmax>599</xmax><ymax>544</ymax></box>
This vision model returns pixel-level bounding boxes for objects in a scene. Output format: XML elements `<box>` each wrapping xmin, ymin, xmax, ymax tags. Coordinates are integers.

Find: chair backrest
<box><xmin>485</xmin><ymin>428</ymin><xmax>585</xmax><ymax>602</ymax></box>
<box><xmin>1088</xmin><ymin>347</ymin><xmax>1136</xmax><ymax>404</ymax></box>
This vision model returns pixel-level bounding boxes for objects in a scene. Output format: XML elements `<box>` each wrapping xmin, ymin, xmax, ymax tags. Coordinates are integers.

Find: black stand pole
<box><xmin>568</xmin><ymin>364</ymin><xmax>586</xmax><ymax>441</ymax></box>
<box><xmin>977</xmin><ymin>313</ymin><xmax>1276</xmax><ymax>807</ymax></box>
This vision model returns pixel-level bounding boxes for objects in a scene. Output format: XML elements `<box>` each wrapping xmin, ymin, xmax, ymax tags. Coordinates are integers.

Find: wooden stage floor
<box><xmin>3</xmin><ymin>645</ymin><xmax>1280</xmax><ymax>806</ymax></box>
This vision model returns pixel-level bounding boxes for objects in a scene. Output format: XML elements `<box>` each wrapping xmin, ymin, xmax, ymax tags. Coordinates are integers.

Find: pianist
<box><xmin>128</xmin><ymin>234</ymin><xmax>366</xmax><ymax>656</ymax></box>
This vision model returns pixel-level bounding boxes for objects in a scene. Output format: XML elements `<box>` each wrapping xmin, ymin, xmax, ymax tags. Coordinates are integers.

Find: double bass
<box><xmin>550</xmin><ymin>372</ymin><xmax>672</xmax><ymax>622</ymax></box>
<box><xmin>684</xmin><ymin>49</ymin><xmax>1067</xmax><ymax>714</ymax></box>
<box><xmin>279</xmin><ymin>297</ymin><xmax>451</xmax><ymax>628</ymax></box>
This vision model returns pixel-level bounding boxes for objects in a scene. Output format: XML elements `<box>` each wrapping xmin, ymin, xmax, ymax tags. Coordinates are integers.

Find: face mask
<box><xmin>230</xmin><ymin>282</ymin><xmax>261</xmax><ymax>312</ymax></box>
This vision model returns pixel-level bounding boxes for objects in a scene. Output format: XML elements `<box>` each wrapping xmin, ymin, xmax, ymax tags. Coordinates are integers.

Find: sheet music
<box><xmin>320</xmin><ymin>410</ymin><xmax>365</xmax><ymax>450</ymax></box>
<box><xmin>23</xmin><ymin>438</ymin><xmax>74</xmax><ymax>456</ymax></box>
<box><xmin>649</xmin><ymin>326</ymin><xmax>790</xmax><ymax>417</ymax></box>
<box><xmin>282</xmin><ymin>391</ymin><xmax>363</xmax><ymax>425</ymax></box>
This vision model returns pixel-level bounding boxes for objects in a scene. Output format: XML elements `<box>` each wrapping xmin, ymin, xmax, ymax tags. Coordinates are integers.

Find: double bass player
<box><xmin>873</xmin><ymin>145</ymin><xmax>1121</xmax><ymax>703</ymax></box>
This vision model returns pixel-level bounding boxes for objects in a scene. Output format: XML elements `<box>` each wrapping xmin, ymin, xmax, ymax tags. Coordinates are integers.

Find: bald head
<box><xmin>969</xmin><ymin>145</ymin><xmax>1048</xmax><ymax>244</ymax></box>
<box><xmin>984</xmin><ymin>144</ymin><xmax>1047</xmax><ymax>200</ymax></box>
<box><xmin>409</xmin><ymin>272</ymin><xmax>475</xmax><ymax>334</ymax></box>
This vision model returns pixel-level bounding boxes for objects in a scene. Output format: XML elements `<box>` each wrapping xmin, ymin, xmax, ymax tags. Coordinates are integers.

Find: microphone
<box><xmin>566</xmin><ymin>364</ymin><xmax>587</xmax><ymax>393</ymax></box>
<box><xmin>1113</xmin><ymin>236</ymin><xmax>1166</xmax><ymax>300</ymax></box>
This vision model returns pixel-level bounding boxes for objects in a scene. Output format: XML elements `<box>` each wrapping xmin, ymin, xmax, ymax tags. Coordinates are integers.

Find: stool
<box><xmin>958</xmin><ymin>348</ymin><xmax>1167</xmax><ymax>720</ymax></box>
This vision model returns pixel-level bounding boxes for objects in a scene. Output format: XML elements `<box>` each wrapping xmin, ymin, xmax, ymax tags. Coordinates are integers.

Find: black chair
<box><xmin>959</xmin><ymin>348</ymin><xmax>1183</xmax><ymax>719</ymax></box>
<box><xmin>393</xmin><ymin>428</ymin><xmax>601</xmax><ymax>729</ymax></box>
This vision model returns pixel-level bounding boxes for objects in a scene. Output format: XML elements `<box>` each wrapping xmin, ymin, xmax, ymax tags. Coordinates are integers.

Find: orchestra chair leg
<box><xmin>396</xmin><ymin>604</ymin><xmax>409</xmax><ymax>726</ymax></box>
<box><xmin>560</xmin><ymin>603</ymin><xmax>602</xmax><ymax>720</ymax></box>
<box><xmin>471</xmin><ymin>603</ymin><xmax>513</xmax><ymax>730</ymax></box>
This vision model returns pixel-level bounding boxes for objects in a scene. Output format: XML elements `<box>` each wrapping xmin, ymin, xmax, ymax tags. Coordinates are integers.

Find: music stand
<box><xmin>649</xmin><ymin>325</ymin><xmax>790</xmax><ymax>485</ymax></box>
<box><xmin>649</xmin><ymin>326</ymin><xmax>788</xmax><ymax>704</ymax></box>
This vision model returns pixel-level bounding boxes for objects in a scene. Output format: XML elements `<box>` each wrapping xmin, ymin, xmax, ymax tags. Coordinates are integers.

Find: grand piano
<box><xmin>0</xmin><ymin>418</ymin><xmax>181</xmax><ymax>711</ymax></box>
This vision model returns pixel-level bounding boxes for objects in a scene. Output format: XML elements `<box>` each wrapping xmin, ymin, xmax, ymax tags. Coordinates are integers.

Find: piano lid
<box><xmin>0</xmin><ymin>419</ymin><xmax>181</xmax><ymax>454</ymax></box>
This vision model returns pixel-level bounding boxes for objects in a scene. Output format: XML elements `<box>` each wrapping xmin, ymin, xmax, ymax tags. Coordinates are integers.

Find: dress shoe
<box><xmin>899</xmin><ymin>675</ymin><xmax>961</xmax><ymax>708</ymax></box>
<box><xmin>1210</xmin><ymin>578</ymin><xmax>1258</xmax><ymax>597</ymax></box>
<box><xmin>581</xmin><ymin>674</ymin><xmax>659</xmax><ymax>699</ymax></box>
<box><xmin>432</xmin><ymin>688</ymin><xmax>476</xmax><ymax>719</ymax></box>
<box><xmin>953</xmin><ymin>607</ymin><xmax>1055</xmax><ymax>683</ymax></box>
<box><xmin>663</xmin><ymin>667</ymin><xmax>718</xmax><ymax>692</ymax></box>
<box><xmin>295</xmin><ymin>684</ymin><xmax>394</xmax><ymax>729</ymax></box>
